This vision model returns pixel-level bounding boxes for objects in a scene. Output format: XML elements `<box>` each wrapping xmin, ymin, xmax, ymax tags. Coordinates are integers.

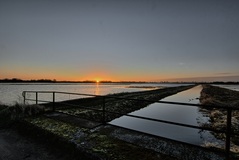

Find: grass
<box><xmin>24</xmin><ymin>115</ymin><xmax>176</xmax><ymax>160</ymax></box>
<box><xmin>0</xmin><ymin>104</ymin><xmax>11</xmax><ymax>127</ymax></box>
<box><xmin>0</xmin><ymin>103</ymin><xmax>45</xmax><ymax>128</ymax></box>
<box><xmin>200</xmin><ymin>84</ymin><xmax>239</xmax><ymax>157</ymax></box>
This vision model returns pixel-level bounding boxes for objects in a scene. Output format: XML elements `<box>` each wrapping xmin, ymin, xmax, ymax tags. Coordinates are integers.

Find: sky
<box><xmin>0</xmin><ymin>0</ymin><xmax>239</xmax><ymax>82</ymax></box>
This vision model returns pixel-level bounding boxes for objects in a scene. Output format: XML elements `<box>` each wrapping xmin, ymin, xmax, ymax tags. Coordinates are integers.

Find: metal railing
<box><xmin>22</xmin><ymin>90</ymin><xmax>239</xmax><ymax>159</ymax></box>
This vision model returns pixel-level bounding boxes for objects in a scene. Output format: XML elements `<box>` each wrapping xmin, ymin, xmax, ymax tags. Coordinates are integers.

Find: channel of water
<box><xmin>110</xmin><ymin>85</ymin><xmax>224</xmax><ymax>145</ymax></box>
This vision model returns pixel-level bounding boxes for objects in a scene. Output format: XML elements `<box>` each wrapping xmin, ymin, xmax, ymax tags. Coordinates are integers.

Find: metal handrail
<box><xmin>22</xmin><ymin>90</ymin><xmax>239</xmax><ymax>159</ymax></box>
<box><xmin>22</xmin><ymin>90</ymin><xmax>239</xmax><ymax>110</ymax></box>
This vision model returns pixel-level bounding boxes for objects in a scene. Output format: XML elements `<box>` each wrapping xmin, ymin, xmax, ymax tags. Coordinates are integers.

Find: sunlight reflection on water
<box><xmin>0</xmin><ymin>83</ymin><xmax>190</xmax><ymax>105</ymax></box>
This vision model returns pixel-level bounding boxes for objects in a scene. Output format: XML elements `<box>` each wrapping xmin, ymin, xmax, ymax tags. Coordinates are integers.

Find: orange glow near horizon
<box><xmin>2</xmin><ymin>74</ymin><xmax>239</xmax><ymax>82</ymax></box>
<box><xmin>80</xmin><ymin>71</ymin><xmax>116</xmax><ymax>82</ymax></box>
<box><xmin>0</xmin><ymin>67</ymin><xmax>187</xmax><ymax>82</ymax></box>
<box><xmin>0</xmin><ymin>73</ymin><xmax>167</xmax><ymax>82</ymax></box>
<box><xmin>2</xmin><ymin>69</ymin><xmax>237</xmax><ymax>82</ymax></box>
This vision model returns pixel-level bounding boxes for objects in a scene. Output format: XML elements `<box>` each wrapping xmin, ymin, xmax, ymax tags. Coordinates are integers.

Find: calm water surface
<box><xmin>213</xmin><ymin>84</ymin><xmax>239</xmax><ymax>91</ymax></box>
<box><xmin>110</xmin><ymin>85</ymin><xmax>224</xmax><ymax>145</ymax></box>
<box><xmin>0</xmin><ymin>83</ymin><xmax>138</xmax><ymax>105</ymax></box>
<box><xmin>0</xmin><ymin>83</ymin><xmax>191</xmax><ymax>105</ymax></box>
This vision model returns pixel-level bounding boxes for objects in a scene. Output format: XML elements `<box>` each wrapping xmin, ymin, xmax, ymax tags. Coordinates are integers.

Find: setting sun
<box><xmin>96</xmin><ymin>80</ymin><xmax>100</xmax><ymax>83</ymax></box>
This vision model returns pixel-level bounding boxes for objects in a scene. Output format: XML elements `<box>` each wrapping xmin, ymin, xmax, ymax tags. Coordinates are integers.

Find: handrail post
<box><xmin>225</xmin><ymin>108</ymin><xmax>232</xmax><ymax>159</ymax></box>
<box><xmin>36</xmin><ymin>92</ymin><xmax>38</xmax><ymax>105</ymax></box>
<box><xmin>53</xmin><ymin>92</ymin><xmax>55</xmax><ymax>111</ymax></box>
<box><xmin>102</xmin><ymin>97</ymin><xmax>106</xmax><ymax>124</ymax></box>
<box><xmin>23</xmin><ymin>91</ymin><xmax>26</xmax><ymax>105</ymax></box>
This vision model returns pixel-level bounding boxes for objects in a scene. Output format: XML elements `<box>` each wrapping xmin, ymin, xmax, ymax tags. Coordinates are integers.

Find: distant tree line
<box><xmin>0</xmin><ymin>78</ymin><xmax>107</xmax><ymax>83</ymax></box>
<box><xmin>211</xmin><ymin>81</ymin><xmax>239</xmax><ymax>85</ymax></box>
<box><xmin>0</xmin><ymin>78</ymin><xmax>56</xmax><ymax>83</ymax></box>
<box><xmin>0</xmin><ymin>78</ymin><xmax>238</xmax><ymax>84</ymax></box>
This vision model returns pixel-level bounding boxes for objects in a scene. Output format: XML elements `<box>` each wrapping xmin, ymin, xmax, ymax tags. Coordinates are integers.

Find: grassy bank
<box><xmin>0</xmin><ymin>103</ymin><xmax>45</xmax><ymax>128</ymax></box>
<box><xmin>200</xmin><ymin>84</ymin><xmax>239</xmax><ymax>154</ymax></box>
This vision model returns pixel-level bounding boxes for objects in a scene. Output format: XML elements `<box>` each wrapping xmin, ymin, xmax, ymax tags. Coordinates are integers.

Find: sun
<box><xmin>96</xmin><ymin>80</ymin><xmax>100</xmax><ymax>83</ymax></box>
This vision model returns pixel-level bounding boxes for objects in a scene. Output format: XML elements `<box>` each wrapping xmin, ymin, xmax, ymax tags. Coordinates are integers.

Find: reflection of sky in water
<box><xmin>110</xmin><ymin>85</ymin><xmax>223</xmax><ymax>145</ymax></box>
<box><xmin>94</xmin><ymin>83</ymin><xmax>100</xmax><ymax>95</ymax></box>
<box><xmin>0</xmin><ymin>83</ymin><xmax>143</xmax><ymax>104</ymax></box>
<box><xmin>129</xmin><ymin>85</ymin><xmax>209</xmax><ymax>126</ymax></box>
<box><xmin>0</xmin><ymin>83</ymin><xmax>192</xmax><ymax>105</ymax></box>
<box><xmin>111</xmin><ymin>117</ymin><xmax>219</xmax><ymax>145</ymax></box>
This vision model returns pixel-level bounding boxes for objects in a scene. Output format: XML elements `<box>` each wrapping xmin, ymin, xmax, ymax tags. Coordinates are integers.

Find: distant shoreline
<box><xmin>0</xmin><ymin>78</ymin><xmax>239</xmax><ymax>85</ymax></box>
<box><xmin>125</xmin><ymin>86</ymin><xmax>165</xmax><ymax>89</ymax></box>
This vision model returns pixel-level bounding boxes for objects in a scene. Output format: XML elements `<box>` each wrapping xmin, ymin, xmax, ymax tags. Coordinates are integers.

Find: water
<box><xmin>213</xmin><ymin>84</ymin><xmax>239</xmax><ymax>91</ymax></box>
<box><xmin>110</xmin><ymin>85</ymin><xmax>223</xmax><ymax>145</ymax></box>
<box><xmin>0</xmin><ymin>83</ymin><xmax>191</xmax><ymax>105</ymax></box>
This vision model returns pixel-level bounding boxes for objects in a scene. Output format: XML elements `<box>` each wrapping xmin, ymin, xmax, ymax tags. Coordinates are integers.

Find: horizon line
<box><xmin>0</xmin><ymin>78</ymin><xmax>239</xmax><ymax>84</ymax></box>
